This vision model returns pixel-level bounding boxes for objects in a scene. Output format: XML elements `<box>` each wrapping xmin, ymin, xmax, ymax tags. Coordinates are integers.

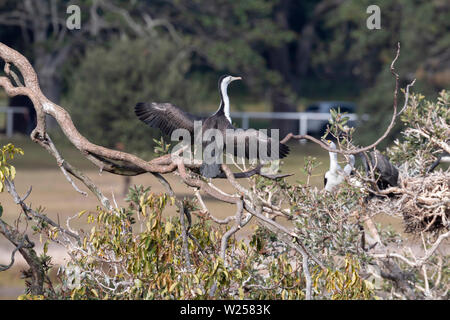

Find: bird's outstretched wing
<box><xmin>224</xmin><ymin>127</ymin><xmax>290</xmax><ymax>160</ymax></box>
<box><xmin>135</xmin><ymin>102</ymin><xmax>204</xmax><ymax>137</ymax></box>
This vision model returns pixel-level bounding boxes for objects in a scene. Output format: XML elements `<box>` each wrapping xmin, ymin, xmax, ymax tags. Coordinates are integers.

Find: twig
<box><xmin>151</xmin><ymin>172</ymin><xmax>198</xmax><ymax>267</ymax></box>
<box><xmin>219</xmin><ymin>198</ymin><xmax>246</xmax><ymax>260</ymax></box>
<box><xmin>194</xmin><ymin>189</ymin><xmax>234</xmax><ymax>224</ymax></box>
<box><xmin>4</xmin><ymin>178</ymin><xmax>80</xmax><ymax>242</ymax></box>
<box><xmin>0</xmin><ymin>238</ymin><xmax>25</xmax><ymax>271</ymax></box>
<box><xmin>244</xmin><ymin>200</ymin><xmax>326</xmax><ymax>270</ymax></box>
<box><xmin>0</xmin><ymin>217</ymin><xmax>45</xmax><ymax>295</ymax></box>
<box><xmin>301</xmin><ymin>252</ymin><xmax>312</xmax><ymax>300</ymax></box>
<box><xmin>40</xmin><ymin>133</ymin><xmax>88</xmax><ymax>197</ymax></box>
<box><xmin>397</xmin><ymin>79</ymin><xmax>417</xmax><ymax>116</ymax></box>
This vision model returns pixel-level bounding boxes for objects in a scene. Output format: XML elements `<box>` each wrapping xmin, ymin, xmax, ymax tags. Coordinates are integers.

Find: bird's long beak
<box><xmin>230</xmin><ymin>76</ymin><xmax>242</xmax><ymax>82</ymax></box>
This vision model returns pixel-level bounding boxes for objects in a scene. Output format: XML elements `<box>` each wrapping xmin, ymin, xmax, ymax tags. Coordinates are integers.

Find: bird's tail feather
<box><xmin>279</xmin><ymin>142</ymin><xmax>290</xmax><ymax>159</ymax></box>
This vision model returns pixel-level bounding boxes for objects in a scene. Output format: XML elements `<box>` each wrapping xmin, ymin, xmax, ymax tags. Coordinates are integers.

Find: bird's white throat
<box><xmin>220</xmin><ymin>79</ymin><xmax>232</xmax><ymax>123</ymax></box>
<box><xmin>329</xmin><ymin>150</ymin><xmax>340</xmax><ymax>171</ymax></box>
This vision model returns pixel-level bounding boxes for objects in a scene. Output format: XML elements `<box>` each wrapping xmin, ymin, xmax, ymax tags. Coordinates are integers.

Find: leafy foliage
<box><xmin>0</xmin><ymin>143</ymin><xmax>23</xmax><ymax>192</ymax></box>
<box><xmin>314</xmin><ymin>0</ymin><xmax>450</xmax><ymax>145</ymax></box>
<box><xmin>387</xmin><ymin>90</ymin><xmax>450</xmax><ymax>175</ymax></box>
<box><xmin>34</xmin><ymin>185</ymin><xmax>372</xmax><ymax>300</ymax></box>
<box><xmin>2</xmin><ymin>92</ymin><xmax>448</xmax><ymax>300</ymax></box>
<box><xmin>313</xmin><ymin>255</ymin><xmax>373</xmax><ymax>300</ymax></box>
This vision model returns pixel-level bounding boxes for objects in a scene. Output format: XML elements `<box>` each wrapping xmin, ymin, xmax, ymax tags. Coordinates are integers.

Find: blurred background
<box><xmin>0</xmin><ymin>0</ymin><xmax>449</xmax><ymax>298</ymax></box>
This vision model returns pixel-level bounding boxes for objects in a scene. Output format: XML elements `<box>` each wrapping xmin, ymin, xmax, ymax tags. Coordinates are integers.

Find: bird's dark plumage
<box><xmin>224</xmin><ymin>127</ymin><xmax>290</xmax><ymax>160</ymax></box>
<box><xmin>360</xmin><ymin>151</ymin><xmax>398</xmax><ymax>190</ymax></box>
<box><xmin>135</xmin><ymin>102</ymin><xmax>203</xmax><ymax>137</ymax></box>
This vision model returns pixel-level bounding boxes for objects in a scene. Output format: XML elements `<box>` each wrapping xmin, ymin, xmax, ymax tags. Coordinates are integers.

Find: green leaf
<box><xmin>43</xmin><ymin>241</ymin><xmax>49</xmax><ymax>255</ymax></box>
<box><xmin>165</xmin><ymin>221</ymin><xmax>174</xmax><ymax>235</ymax></box>
<box><xmin>10</xmin><ymin>165</ymin><xmax>16</xmax><ymax>180</ymax></box>
<box><xmin>169</xmin><ymin>282</ymin><xmax>178</xmax><ymax>293</ymax></box>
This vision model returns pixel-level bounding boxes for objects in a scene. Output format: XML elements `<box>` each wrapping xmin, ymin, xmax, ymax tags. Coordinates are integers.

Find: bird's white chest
<box><xmin>324</xmin><ymin>170</ymin><xmax>345</xmax><ymax>192</ymax></box>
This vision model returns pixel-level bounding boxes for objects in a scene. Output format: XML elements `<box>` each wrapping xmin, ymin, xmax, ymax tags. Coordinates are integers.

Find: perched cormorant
<box><xmin>324</xmin><ymin>141</ymin><xmax>353</xmax><ymax>192</ymax></box>
<box><xmin>344</xmin><ymin>154</ymin><xmax>355</xmax><ymax>176</ymax></box>
<box><xmin>135</xmin><ymin>75</ymin><xmax>289</xmax><ymax>178</ymax></box>
<box><xmin>323</xmin><ymin>139</ymin><xmax>398</xmax><ymax>195</ymax></box>
<box><xmin>360</xmin><ymin>151</ymin><xmax>398</xmax><ymax>190</ymax></box>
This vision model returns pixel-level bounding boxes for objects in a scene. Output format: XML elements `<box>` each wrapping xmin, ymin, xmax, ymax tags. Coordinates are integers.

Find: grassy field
<box><xmin>0</xmin><ymin>134</ymin><xmax>405</xmax><ymax>299</ymax></box>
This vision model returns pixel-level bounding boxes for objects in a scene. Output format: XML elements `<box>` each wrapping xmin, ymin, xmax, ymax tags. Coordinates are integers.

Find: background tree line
<box><xmin>0</xmin><ymin>0</ymin><xmax>448</xmax><ymax>149</ymax></box>
<box><xmin>0</xmin><ymin>1</ymin><xmax>448</xmax><ymax>301</ymax></box>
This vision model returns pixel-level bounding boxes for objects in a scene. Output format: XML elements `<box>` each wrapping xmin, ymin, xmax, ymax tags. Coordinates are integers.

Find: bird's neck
<box><xmin>218</xmin><ymin>81</ymin><xmax>232</xmax><ymax>123</ymax></box>
<box><xmin>329</xmin><ymin>152</ymin><xmax>339</xmax><ymax>172</ymax></box>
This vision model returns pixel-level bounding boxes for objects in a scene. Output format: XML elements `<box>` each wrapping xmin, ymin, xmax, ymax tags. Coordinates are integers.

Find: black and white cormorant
<box><xmin>323</xmin><ymin>140</ymin><xmax>354</xmax><ymax>192</ymax></box>
<box><xmin>323</xmin><ymin>141</ymin><xmax>398</xmax><ymax>193</ymax></box>
<box><xmin>360</xmin><ymin>151</ymin><xmax>399</xmax><ymax>190</ymax></box>
<box><xmin>135</xmin><ymin>75</ymin><xmax>290</xmax><ymax>178</ymax></box>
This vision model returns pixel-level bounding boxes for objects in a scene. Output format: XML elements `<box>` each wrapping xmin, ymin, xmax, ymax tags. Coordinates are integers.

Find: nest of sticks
<box><xmin>368</xmin><ymin>171</ymin><xmax>449</xmax><ymax>234</ymax></box>
<box><xmin>400</xmin><ymin>171</ymin><xmax>450</xmax><ymax>233</ymax></box>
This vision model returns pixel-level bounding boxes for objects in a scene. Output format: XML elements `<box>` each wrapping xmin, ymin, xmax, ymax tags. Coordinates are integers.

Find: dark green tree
<box><xmin>311</xmin><ymin>0</ymin><xmax>450</xmax><ymax>144</ymax></box>
<box><xmin>64</xmin><ymin>37</ymin><xmax>207</xmax><ymax>154</ymax></box>
<box><xmin>0</xmin><ymin>0</ymin><xmax>178</xmax><ymax>103</ymax></box>
<box><xmin>153</xmin><ymin>0</ymin><xmax>298</xmax><ymax>134</ymax></box>
<box><xmin>151</xmin><ymin>0</ymin><xmax>359</xmax><ymax>135</ymax></box>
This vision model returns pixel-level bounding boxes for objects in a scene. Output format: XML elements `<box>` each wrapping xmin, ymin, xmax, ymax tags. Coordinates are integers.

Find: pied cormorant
<box><xmin>135</xmin><ymin>75</ymin><xmax>290</xmax><ymax>178</ymax></box>
<box><xmin>360</xmin><ymin>151</ymin><xmax>398</xmax><ymax>190</ymax></box>
<box><xmin>324</xmin><ymin>140</ymin><xmax>354</xmax><ymax>192</ymax></box>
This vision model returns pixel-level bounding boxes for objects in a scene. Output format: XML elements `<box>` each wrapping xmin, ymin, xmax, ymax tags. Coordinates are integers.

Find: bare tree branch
<box><xmin>0</xmin><ymin>217</ymin><xmax>45</xmax><ymax>295</ymax></box>
<box><xmin>4</xmin><ymin>178</ymin><xmax>80</xmax><ymax>243</ymax></box>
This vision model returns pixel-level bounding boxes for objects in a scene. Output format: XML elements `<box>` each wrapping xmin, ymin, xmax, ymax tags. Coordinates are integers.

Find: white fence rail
<box><xmin>1</xmin><ymin>107</ymin><xmax>368</xmax><ymax>141</ymax></box>
<box><xmin>229</xmin><ymin>111</ymin><xmax>368</xmax><ymax>143</ymax></box>
<box><xmin>0</xmin><ymin>106</ymin><xmax>29</xmax><ymax>137</ymax></box>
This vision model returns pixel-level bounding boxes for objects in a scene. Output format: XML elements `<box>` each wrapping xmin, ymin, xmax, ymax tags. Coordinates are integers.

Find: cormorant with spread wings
<box><xmin>135</xmin><ymin>75</ymin><xmax>290</xmax><ymax>178</ymax></box>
